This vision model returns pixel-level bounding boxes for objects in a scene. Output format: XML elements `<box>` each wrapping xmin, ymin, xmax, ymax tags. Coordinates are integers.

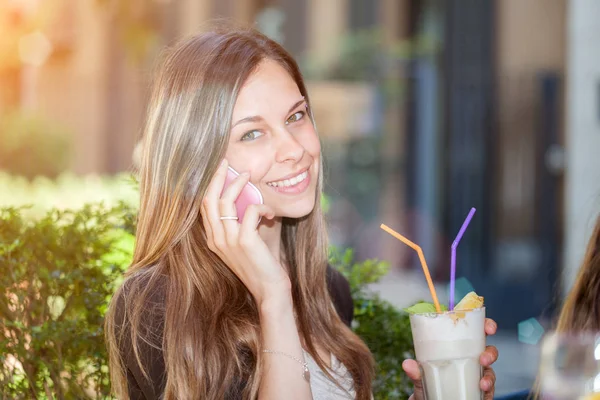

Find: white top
<box><xmin>302</xmin><ymin>350</ymin><xmax>356</xmax><ymax>399</ymax></box>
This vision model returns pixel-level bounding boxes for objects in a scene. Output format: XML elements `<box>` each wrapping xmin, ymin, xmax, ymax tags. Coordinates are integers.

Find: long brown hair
<box><xmin>556</xmin><ymin>215</ymin><xmax>600</xmax><ymax>332</ymax></box>
<box><xmin>531</xmin><ymin>215</ymin><xmax>600</xmax><ymax>399</ymax></box>
<box><xmin>104</xmin><ymin>24</ymin><xmax>374</xmax><ymax>399</ymax></box>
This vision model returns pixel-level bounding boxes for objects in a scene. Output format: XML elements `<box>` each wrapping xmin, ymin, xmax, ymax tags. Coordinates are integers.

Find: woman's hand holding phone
<box><xmin>222</xmin><ymin>165</ymin><xmax>264</xmax><ymax>223</ymax></box>
<box><xmin>201</xmin><ymin>159</ymin><xmax>291</xmax><ymax>307</ymax></box>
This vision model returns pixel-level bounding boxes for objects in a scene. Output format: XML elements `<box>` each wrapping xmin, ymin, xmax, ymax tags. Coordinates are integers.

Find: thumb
<box><xmin>402</xmin><ymin>359</ymin><xmax>421</xmax><ymax>381</ymax></box>
<box><xmin>403</xmin><ymin>359</ymin><xmax>425</xmax><ymax>399</ymax></box>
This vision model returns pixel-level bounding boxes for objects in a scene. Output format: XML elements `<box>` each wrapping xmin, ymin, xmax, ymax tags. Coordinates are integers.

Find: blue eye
<box><xmin>241</xmin><ymin>130</ymin><xmax>264</xmax><ymax>141</ymax></box>
<box><xmin>286</xmin><ymin>111</ymin><xmax>305</xmax><ymax>125</ymax></box>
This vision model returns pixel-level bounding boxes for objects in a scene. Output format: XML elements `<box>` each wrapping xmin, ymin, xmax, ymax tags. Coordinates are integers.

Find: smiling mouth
<box><xmin>266</xmin><ymin>170</ymin><xmax>309</xmax><ymax>188</ymax></box>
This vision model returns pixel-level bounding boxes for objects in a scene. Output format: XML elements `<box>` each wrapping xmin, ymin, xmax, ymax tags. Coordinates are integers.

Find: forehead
<box><xmin>232</xmin><ymin>59</ymin><xmax>302</xmax><ymax>118</ymax></box>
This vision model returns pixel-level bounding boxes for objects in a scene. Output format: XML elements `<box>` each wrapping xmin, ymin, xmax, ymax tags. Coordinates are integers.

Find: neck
<box><xmin>257</xmin><ymin>217</ymin><xmax>284</xmax><ymax>264</ymax></box>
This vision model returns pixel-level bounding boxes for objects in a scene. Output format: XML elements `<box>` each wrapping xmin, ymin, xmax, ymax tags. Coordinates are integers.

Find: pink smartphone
<box><xmin>221</xmin><ymin>166</ymin><xmax>264</xmax><ymax>223</ymax></box>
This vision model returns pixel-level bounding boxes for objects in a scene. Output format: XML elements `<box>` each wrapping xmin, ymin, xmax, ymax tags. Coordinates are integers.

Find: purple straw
<box><xmin>449</xmin><ymin>207</ymin><xmax>476</xmax><ymax>310</ymax></box>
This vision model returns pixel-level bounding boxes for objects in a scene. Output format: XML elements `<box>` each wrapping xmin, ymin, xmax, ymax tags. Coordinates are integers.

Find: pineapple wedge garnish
<box><xmin>450</xmin><ymin>291</ymin><xmax>484</xmax><ymax>323</ymax></box>
<box><xmin>454</xmin><ymin>291</ymin><xmax>484</xmax><ymax>311</ymax></box>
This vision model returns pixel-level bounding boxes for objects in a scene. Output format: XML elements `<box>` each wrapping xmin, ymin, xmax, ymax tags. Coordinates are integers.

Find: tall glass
<box><xmin>409</xmin><ymin>307</ymin><xmax>485</xmax><ymax>400</ymax></box>
<box><xmin>539</xmin><ymin>331</ymin><xmax>600</xmax><ymax>400</ymax></box>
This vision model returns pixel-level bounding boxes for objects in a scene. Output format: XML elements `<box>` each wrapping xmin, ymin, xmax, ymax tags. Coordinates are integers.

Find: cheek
<box><xmin>300</xmin><ymin>128</ymin><xmax>321</xmax><ymax>158</ymax></box>
<box><xmin>249</xmin><ymin>162</ymin><xmax>271</xmax><ymax>183</ymax></box>
<box><xmin>225</xmin><ymin>149</ymin><xmax>270</xmax><ymax>181</ymax></box>
<box><xmin>243</xmin><ymin>160</ymin><xmax>271</xmax><ymax>184</ymax></box>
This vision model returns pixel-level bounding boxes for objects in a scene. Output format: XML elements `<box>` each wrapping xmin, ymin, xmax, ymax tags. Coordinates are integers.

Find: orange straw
<box><xmin>380</xmin><ymin>224</ymin><xmax>441</xmax><ymax>313</ymax></box>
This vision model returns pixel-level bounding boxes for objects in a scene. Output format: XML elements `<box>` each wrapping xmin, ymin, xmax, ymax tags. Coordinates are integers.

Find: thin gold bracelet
<box><xmin>262</xmin><ymin>349</ymin><xmax>311</xmax><ymax>382</ymax></box>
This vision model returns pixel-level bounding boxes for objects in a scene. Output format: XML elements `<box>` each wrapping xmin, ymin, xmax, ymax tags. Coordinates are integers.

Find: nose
<box><xmin>274</xmin><ymin>129</ymin><xmax>305</xmax><ymax>163</ymax></box>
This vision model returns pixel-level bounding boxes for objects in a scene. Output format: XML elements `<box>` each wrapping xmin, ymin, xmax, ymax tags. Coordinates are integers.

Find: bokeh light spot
<box><xmin>518</xmin><ymin>318</ymin><xmax>545</xmax><ymax>345</ymax></box>
<box><xmin>19</xmin><ymin>31</ymin><xmax>53</xmax><ymax>66</ymax></box>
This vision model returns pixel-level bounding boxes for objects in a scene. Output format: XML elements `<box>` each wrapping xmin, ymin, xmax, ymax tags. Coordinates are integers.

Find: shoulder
<box><xmin>326</xmin><ymin>265</ymin><xmax>354</xmax><ymax>327</ymax></box>
<box><xmin>114</xmin><ymin>269</ymin><xmax>168</xmax><ymax>314</ymax></box>
<box><xmin>112</xmin><ymin>269</ymin><xmax>168</xmax><ymax>340</ymax></box>
<box><xmin>112</xmin><ymin>268</ymin><xmax>168</xmax><ymax>354</ymax></box>
<box><xmin>110</xmin><ymin>269</ymin><xmax>168</xmax><ymax>399</ymax></box>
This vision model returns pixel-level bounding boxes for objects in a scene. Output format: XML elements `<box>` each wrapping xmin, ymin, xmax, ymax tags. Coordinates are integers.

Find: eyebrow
<box><xmin>232</xmin><ymin>97</ymin><xmax>306</xmax><ymax>128</ymax></box>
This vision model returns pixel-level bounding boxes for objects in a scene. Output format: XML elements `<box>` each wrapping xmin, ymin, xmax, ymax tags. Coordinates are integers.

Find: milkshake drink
<box><xmin>408</xmin><ymin>292</ymin><xmax>485</xmax><ymax>400</ymax></box>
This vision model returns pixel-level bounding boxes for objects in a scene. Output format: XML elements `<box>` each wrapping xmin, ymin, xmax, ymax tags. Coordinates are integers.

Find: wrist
<box><xmin>258</xmin><ymin>289</ymin><xmax>294</xmax><ymax>319</ymax></box>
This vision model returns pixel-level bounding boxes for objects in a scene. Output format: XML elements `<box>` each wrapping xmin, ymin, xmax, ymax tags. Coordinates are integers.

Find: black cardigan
<box><xmin>115</xmin><ymin>265</ymin><xmax>354</xmax><ymax>399</ymax></box>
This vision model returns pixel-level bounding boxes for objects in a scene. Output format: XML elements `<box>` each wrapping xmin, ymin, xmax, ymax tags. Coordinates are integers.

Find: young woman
<box><xmin>528</xmin><ymin>215</ymin><xmax>600</xmax><ymax>399</ymax></box>
<box><xmin>104</xmin><ymin>25</ymin><xmax>498</xmax><ymax>399</ymax></box>
<box><xmin>555</xmin><ymin>215</ymin><xmax>600</xmax><ymax>332</ymax></box>
<box><xmin>496</xmin><ymin>215</ymin><xmax>600</xmax><ymax>400</ymax></box>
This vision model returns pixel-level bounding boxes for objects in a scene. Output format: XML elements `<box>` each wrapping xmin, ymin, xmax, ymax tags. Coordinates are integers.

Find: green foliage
<box><xmin>321</xmin><ymin>194</ymin><xmax>331</xmax><ymax>215</ymax></box>
<box><xmin>302</xmin><ymin>28</ymin><xmax>439</xmax><ymax>83</ymax></box>
<box><xmin>0</xmin><ymin>110</ymin><xmax>71</xmax><ymax>179</ymax></box>
<box><xmin>0</xmin><ymin>203</ymin><xmax>135</xmax><ymax>399</ymax></box>
<box><xmin>330</xmin><ymin>247</ymin><xmax>415</xmax><ymax>399</ymax></box>
<box><xmin>325</xmin><ymin>29</ymin><xmax>384</xmax><ymax>81</ymax></box>
<box><xmin>0</xmin><ymin>193</ymin><xmax>414</xmax><ymax>399</ymax></box>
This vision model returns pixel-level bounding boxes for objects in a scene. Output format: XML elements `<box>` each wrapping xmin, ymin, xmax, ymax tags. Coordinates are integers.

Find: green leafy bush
<box><xmin>0</xmin><ymin>203</ymin><xmax>135</xmax><ymax>399</ymax></box>
<box><xmin>0</xmin><ymin>201</ymin><xmax>414</xmax><ymax>399</ymax></box>
<box><xmin>331</xmin><ymin>248</ymin><xmax>414</xmax><ymax>399</ymax></box>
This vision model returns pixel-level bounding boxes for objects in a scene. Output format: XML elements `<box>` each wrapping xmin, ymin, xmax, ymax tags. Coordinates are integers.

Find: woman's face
<box><xmin>225</xmin><ymin>59</ymin><xmax>320</xmax><ymax>219</ymax></box>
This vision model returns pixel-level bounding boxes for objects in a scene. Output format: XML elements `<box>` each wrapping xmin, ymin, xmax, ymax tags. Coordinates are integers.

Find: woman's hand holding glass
<box><xmin>403</xmin><ymin>318</ymin><xmax>499</xmax><ymax>400</ymax></box>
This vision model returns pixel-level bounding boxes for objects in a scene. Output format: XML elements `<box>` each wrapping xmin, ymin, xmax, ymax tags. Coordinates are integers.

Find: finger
<box><xmin>480</xmin><ymin>366</ymin><xmax>496</xmax><ymax>397</ymax></box>
<box><xmin>200</xmin><ymin>200</ymin><xmax>215</xmax><ymax>249</ymax></box>
<box><xmin>205</xmin><ymin>159</ymin><xmax>229</xmax><ymax>203</ymax></box>
<box><xmin>485</xmin><ymin>318</ymin><xmax>497</xmax><ymax>335</ymax></box>
<box><xmin>480</xmin><ymin>345</ymin><xmax>499</xmax><ymax>366</ymax></box>
<box><xmin>218</xmin><ymin>189</ymin><xmax>241</xmax><ymax>246</ymax></box>
<box><xmin>220</xmin><ymin>171</ymin><xmax>251</xmax><ymax>204</ymax></box>
<box><xmin>202</xmin><ymin>197</ymin><xmax>225</xmax><ymax>254</ymax></box>
<box><xmin>401</xmin><ymin>359</ymin><xmax>422</xmax><ymax>387</ymax></box>
<box><xmin>203</xmin><ymin>159</ymin><xmax>229</xmax><ymax>249</ymax></box>
<box><xmin>218</xmin><ymin>170</ymin><xmax>249</xmax><ymax>244</ymax></box>
<box><xmin>239</xmin><ymin>204</ymin><xmax>275</xmax><ymax>239</ymax></box>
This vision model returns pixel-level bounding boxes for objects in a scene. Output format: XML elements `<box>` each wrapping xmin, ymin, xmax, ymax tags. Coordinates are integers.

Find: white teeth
<box><xmin>268</xmin><ymin>171</ymin><xmax>308</xmax><ymax>188</ymax></box>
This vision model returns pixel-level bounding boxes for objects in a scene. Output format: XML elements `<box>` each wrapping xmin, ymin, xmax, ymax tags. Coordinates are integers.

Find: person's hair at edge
<box><xmin>104</xmin><ymin>21</ymin><xmax>375</xmax><ymax>400</ymax></box>
<box><xmin>530</xmin><ymin>214</ymin><xmax>600</xmax><ymax>399</ymax></box>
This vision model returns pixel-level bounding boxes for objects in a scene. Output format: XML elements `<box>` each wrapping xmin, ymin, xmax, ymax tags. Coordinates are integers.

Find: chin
<box><xmin>275</xmin><ymin>197</ymin><xmax>317</xmax><ymax>219</ymax></box>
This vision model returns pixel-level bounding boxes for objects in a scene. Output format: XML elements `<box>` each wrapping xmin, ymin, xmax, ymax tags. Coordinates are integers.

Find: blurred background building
<box><xmin>2</xmin><ymin>0</ymin><xmax>600</xmax><ymax>395</ymax></box>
